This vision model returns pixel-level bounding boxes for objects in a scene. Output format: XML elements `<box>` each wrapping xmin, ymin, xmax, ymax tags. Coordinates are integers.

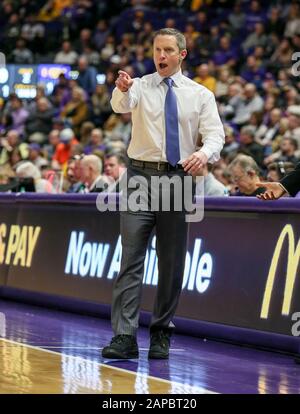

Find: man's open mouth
<box><xmin>159</xmin><ymin>63</ymin><xmax>168</xmax><ymax>69</ymax></box>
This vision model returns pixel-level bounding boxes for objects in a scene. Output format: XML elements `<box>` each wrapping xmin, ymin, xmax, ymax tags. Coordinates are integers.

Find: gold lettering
<box><xmin>26</xmin><ymin>226</ymin><xmax>41</xmax><ymax>267</ymax></box>
<box><xmin>0</xmin><ymin>224</ymin><xmax>7</xmax><ymax>265</ymax></box>
<box><xmin>13</xmin><ymin>226</ymin><xmax>27</xmax><ymax>267</ymax></box>
<box><xmin>261</xmin><ymin>224</ymin><xmax>300</xmax><ymax>319</ymax></box>
<box><xmin>5</xmin><ymin>225</ymin><xmax>20</xmax><ymax>265</ymax></box>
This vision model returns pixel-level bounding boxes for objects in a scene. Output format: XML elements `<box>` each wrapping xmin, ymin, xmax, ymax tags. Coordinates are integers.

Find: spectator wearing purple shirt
<box><xmin>213</xmin><ymin>36</ymin><xmax>238</xmax><ymax>68</ymax></box>
<box><xmin>4</xmin><ymin>95</ymin><xmax>29</xmax><ymax>137</ymax></box>
<box><xmin>240</xmin><ymin>55</ymin><xmax>266</xmax><ymax>88</ymax></box>
<box><xmin>83</xmin><ymin>128</ymin><xmax>106</xmax><ymax>155</ymax></box>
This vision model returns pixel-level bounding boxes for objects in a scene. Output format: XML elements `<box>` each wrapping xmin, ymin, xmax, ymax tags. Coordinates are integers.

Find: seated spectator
<box><xmin>284</xmin><ymin>2</ymin><xmax>300</xmax><ymax>38</ymax></box>
<box><xmin>254</xmin><ymin>108</ymin><xmax>282</xmax><ymax>149</ymax></box>
<box><xmin>248</xmin><ymin>111</ymin><xmax>267</xmax><ymax>143</ymax></box>
<box><xmin>264</xmin><ymin>137</ymin><xmax>299</xmax><ymax>166</ymax></box>
<box><xmin>54</xmin><ymin>40</ymin><xmax>78</xmax><ymax>65</ymax></box>
<box><xmin>105</xmin><ymin>113</ymin><xmax>132</xmax><ymax>145</ymax></box>
<box><xmin>215</xmin><ymin>67</ymin><xmax>232</xmax><ymax>99</ymax></box>
<box><xmin>93</xmin><ymin>19</ymin><xmax>109</xmax><ymax>50</ymax></box>
<box><xmin>132</xmin><ymin>45</ymin><xmax>154</xmax><ymax>77</ymax></box>
<box><xmin>51</xmin><ymin>73</ymin><xmax>71</xmax><ymax>111</ymax></box>
<box><xmin>285</xmin><ymin>105</ymin><xmax>300</xmax><ymax>148</ymax></box>
<box><xmin>52</xmin><ymin>128</ymin><xmax>79</xmax><ymax>170</ymax></box>
<box><xmin>266</xmin><ymin>161</ymin><xmax>295</xmax><ymax>182</ymax></box>
<box><xmin>91</xmin><ymin>84</ymin><xmax>112</xmax><ymax>126</ymax></box>
<box><xmin>270</xmin><ymin>38</ymin><xmax>294</xmax><ymax>70</ymax></box>
<box><xmin>28</xmin><ymin>143</ymin><xmax>48</xmax><ymax>169</ymax></box>
<box><xmin>83</xmin><ymin>128</ymin><xmax>106</xmax><ymax>155</ymax></box>
<box><xmin>79</xmin><ymin>154</ymin><xmax>107</xmax><ymax>193</ymax></box>
<box><xmin>66</xmin><ymin>155</ymin><xmax>85</xmax><ymax>193</ymax></box>
<box><xmin>104</xmin><ymin>151</ymin><xmax>127</xmax><ymax>180</ymax></box>
<box><xmin>237</xmin><ymin>125</ymin><xmax>264</xmax><ymax>168</ymax></box>
<box><xmin>15</xmin><ymin>161</ymin><xmax>55</xmax><ymax>193</ymax></box>
<box><xmin>195</xmin><ymin>163</ymin><xmax>229</xmax><ymax>196</ymax></box>
<box><xmin>27</xmin><ymin>84</ymin><xmax>48</xmax><ymax>113</ymax></box>
<box><xmin>228</xmin><ymin>154</ymin><xmax>265</xmax><ymax>196</ymax></box>
<box><xmin>222</xmin><ymin>125</ymin><xmax>239</xmax><ymax>156</ymax></box>
<box><xmin>219</xmin><ymin>82</ymin><xmax>243</xmax><ymax>120</ymax></box>
<box><xmin>227</xmin><ymin>2</ymin><xmax>246</xmax><ymax>33</ymax></box>
<box><xmin>193</xmin><ymin>64</ymin><xmax>216</xmax><ymax>93</ymax></box>
<box><xmin>60</xmin><ymin>87</ymin><xmax>89</xmax><ymax>136</ymax></box>
<box><xmin>266</xmin><ymin>7</ymin><xmax>285</xmax><ymax>36</ymax></box>
<box><xmin>212</xmin><ymin>164</ymin><xmax>235</xmax><ymax>194</ymax></box>
<box><xmin>0</xmin><ymin>129</ymin><xmax>28</xmax><ymax>166</ymax></box>
<box><xmin>81</xmin><ymin>45</ymin><xmax>101</xmax><ymax>67</ymax></box>
<box><xmin>10</xmin><ymin>38</ymin><xmax>33</xmax><ymax>64</ymax></box>
<box><xmin>25</xmin><ymin>97</ymin><xmax>54</xmax><ymax>142</ymax></box>
<box><xmin>79</xmin><ymin>121</ymin><xmax>96</xmax><ymax>147</ymax></box>
<box><xmin>212</xmin><ymin>36</ymin><xmax>238</xmax><ymax>69</ymax></box>
<box><xmin>232</xmin><ymin>83</ymin><xmax>264</xmax><ymax>126</ymax></box>
<box><xmin>245</xmin><ymin>0</ymin><xmax>266</xmax><ymax>31</ymax></box>
<box><xmin>242</xmin><ymin>22</ymin><xmax>268</xmax><ymax>55</ymax></box>
<box><xmin>3</xmin><ymin>13</ymin><xmax>22</xmax><ymax>53</ymax></box>
<box><xmin>44</xmin><ymin>129</ymin><xmax>61</xmax><ymax>161</ymax></box>
<box><xmin>8</xmin><ymin>146</ymin><xmax>27</xmax><ymax>172</ymax></box>
<box><xmin>240</xmin><ymin>55</ymin><xmax>266</xmax><ymax>87</ymax></box>
<box><xmin>2</xmin><ymin>94</ymin><xmax>29</xmax><ymax>137</ymax></box>
<box><xmin>76</xmin><ymin>56</ymin><xmax>97</xmax><ymax>96</ymax></box>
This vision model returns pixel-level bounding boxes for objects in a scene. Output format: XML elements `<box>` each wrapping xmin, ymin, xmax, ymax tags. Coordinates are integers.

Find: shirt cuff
<box><xmin>279</xmin><ymin>183</ymin><xmax>289</xmax><ymax>195</ymax></box>
<box><xmin>197</xmin><ymin>147</ymin><xmax>213</xmax><ymax>161</ymax></box>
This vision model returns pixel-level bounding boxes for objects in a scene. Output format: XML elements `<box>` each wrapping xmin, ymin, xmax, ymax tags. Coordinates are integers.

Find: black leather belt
<box><xmin>130</xmin><ymin>159</ymin><xmax>184</xmax><ymax>171</ymax></box>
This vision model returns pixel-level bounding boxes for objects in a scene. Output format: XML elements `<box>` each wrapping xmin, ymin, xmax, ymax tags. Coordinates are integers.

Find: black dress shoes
<box><xmin>102</xmin><ymin>334</ymin><xmax>139</xmax><ymax>359</ymax></box>
<box><xmin>148</xmin><ymin>329</ymin><xmax>171</xmax><ymax>359</ymax></box>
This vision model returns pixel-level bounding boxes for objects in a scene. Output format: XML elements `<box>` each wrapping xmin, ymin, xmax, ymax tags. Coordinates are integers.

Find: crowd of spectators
<box><xmin>0</xmin><ymin>0</ymin><xmax>300</xmax><ymax>196</ymax></box>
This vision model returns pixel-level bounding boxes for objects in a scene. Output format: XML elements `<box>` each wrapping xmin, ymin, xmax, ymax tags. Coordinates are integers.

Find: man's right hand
<box><xmin>256</xmin><ymin>182</ymin><xmax>287</xmax><ymax>200</ymax></box>
<box><xmin>115</xmin><ymin>70</ymin><xmax>133</xmax><ymax>92</ymax></box>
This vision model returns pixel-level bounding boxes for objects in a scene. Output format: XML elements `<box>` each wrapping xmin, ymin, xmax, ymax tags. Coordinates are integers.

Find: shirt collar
<box><xmin>153</xmin><ymin>69</ymin><xmax>183</xmax><ymax>87</ymax></box>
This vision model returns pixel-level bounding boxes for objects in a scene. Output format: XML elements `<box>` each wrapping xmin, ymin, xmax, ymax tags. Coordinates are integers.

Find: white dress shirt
<box><xmin>110</xmin><ymin>69</ymin><xmax>225</xmax><ymax>164</ymax></box>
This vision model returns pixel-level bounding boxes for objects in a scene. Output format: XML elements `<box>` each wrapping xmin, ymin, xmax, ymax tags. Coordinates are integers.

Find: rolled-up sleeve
<box><xmin>198</xmin><ymin>92</ymin><xmax>225</xmax><ymax>163</ymax></box>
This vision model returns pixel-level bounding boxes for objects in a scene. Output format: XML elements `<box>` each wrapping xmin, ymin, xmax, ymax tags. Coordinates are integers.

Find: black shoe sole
<box><xmin>102</xmin><ymin>348</ymin><xmax>139</xmax><ymax>359</ymax></box>
<box><xmin>148</xmin><ymin>351</ymin><xmax>169</xmax><ymax>359</ymax></box>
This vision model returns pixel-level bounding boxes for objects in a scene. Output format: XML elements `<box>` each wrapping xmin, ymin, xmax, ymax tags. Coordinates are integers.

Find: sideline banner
<box><xmin>2</xmin><ymin>197</ymin><xmax>299</xmax><ymax>337</ymax></box>
<box><xmin>0</xmin><ymin>201</ymin><xmax>19</xmax><ymax>290</ymax></box>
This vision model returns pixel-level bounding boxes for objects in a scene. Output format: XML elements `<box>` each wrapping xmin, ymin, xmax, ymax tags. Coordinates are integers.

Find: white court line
<box><xmin>0</xmin><ymin>345</ymin><xmax>185</xmax><ymax>351</ymax></box>
<box><xmin>0</xmin><ymin>337</ymin><xmax>217</xmax><ymax>394</ymax></box>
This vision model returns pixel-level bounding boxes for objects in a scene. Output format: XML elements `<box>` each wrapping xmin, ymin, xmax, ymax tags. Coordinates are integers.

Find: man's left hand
<box><xmin>182</xmin><ymin>151</ymin><xmax>208</xmax><ymax>175</ymax></box>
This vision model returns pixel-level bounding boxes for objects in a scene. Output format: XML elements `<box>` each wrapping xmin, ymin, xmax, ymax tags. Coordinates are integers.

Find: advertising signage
<box><xmin>0</xmin><ymin>201</ymin><xmax>19</xmax><ymax>289</ymax></box>
<box><xmin>0</xmin><ymin>198</ymin><xmax>299</xmax><ymax>338</ymax></box>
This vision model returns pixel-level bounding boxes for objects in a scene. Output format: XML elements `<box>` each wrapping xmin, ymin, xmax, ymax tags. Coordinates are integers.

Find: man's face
<box><xmin>280</xmin><ymin>139</ymin><xmax>292</xmax><ymax>154</ymax></box>
<box><xmin>231</xmin><ymin>165</ymin><xmax>254</xmax><ymax>194</ymax></box>
<box><xmin>7</xmin><ymin>131</ymin><xmax>19</xmax><ymax>147</ymax></box>
<box><xmin>80</xmin><ymin>163</ymin><xmax>90</xmax><ymax>183</ymax></box>
<box><xmin>153</xmin><ymin>35</ymin><xmax>186</xmax><ymax>77</ymax></box>
<box><xmin>104</xmin><ymin>156</ymin><xmax>122</xmax><ymax>180</ymax></box>
<box><xmin>267</xmin><ymin>170</ymin><xmax>280</xmax><ymax>182</ymax></box>
<box><xmin>67</xmin><ymin>162</ymin><xmax>75</xmax><ymax>183</ymax></box>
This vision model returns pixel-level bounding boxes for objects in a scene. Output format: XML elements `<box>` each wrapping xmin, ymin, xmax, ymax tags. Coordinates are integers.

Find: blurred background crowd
<box><xmin>0</xmin><ymin>0</ymin><xmax>300</xmax><ymax>196</ymax></box>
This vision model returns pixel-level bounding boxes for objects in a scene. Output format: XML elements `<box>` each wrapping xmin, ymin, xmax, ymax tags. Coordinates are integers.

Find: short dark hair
<box><xmin>106</xmin><ymin>151</ymin><xmax>127</xmax><ymax>166</ymax></box>
<box><xmin>153</xmin><ymin>28</ymin><xmax>186</xmax><ymax>51</ymax></box>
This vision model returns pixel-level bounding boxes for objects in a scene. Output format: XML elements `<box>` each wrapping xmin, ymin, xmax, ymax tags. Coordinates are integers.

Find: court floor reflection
<box><xmin>0</xmin><ymin>299</ymin><xmax>299</xmax><ymax>394</ymax></box>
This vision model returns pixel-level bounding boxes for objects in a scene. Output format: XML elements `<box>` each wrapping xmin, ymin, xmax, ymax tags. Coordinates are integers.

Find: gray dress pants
<box><xmin>111</xmin><ymin>164</ymin><xmax>191</xmax><ymax>336</ymax></box>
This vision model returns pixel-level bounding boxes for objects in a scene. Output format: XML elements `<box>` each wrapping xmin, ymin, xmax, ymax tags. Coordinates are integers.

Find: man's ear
<box><xmin>180</xmin><ymin>49</ymin><xmax>187</xmax><ymax>61</ymax></box>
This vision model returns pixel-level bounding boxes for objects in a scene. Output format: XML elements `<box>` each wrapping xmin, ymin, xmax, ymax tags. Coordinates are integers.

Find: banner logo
<box><xmin>0</xmin><ymin>224</ymin><xmax>41</xmax><ymax>267</ymax></box>
<box><xmin>261</xmin><ymin>224</ymin><xmax>300</xmax><ymax>319</ymax></box>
